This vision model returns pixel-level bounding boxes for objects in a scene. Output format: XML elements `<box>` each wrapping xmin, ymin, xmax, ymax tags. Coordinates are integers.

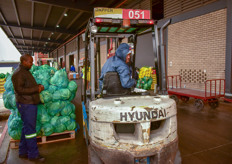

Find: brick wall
<box><xmin>167</xmin><ymin>9</ymin><xmax>226</xmax><ymax>91</ymax></box>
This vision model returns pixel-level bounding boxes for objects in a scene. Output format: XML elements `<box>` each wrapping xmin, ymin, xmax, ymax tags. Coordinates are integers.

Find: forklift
<box><xmin>82</xmin><ymin>7</ymin><xmax>179</xmax><ymax>164</ymax></box>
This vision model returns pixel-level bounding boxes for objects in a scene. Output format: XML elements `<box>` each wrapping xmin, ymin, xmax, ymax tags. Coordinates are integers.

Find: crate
<box><xmin>10</xmin><ymin>130</ymin><xmax>75</xmax><ymax>149</ymax></box>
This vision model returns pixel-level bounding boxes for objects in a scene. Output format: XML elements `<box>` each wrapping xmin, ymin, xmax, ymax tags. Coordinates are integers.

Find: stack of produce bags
<box><xmin>4</xmin><ymin>65</ymin><xmax>78</xmax><ymax>140</ymax></box>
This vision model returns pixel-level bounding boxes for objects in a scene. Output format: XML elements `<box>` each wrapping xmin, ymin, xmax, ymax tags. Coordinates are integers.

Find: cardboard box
<box><xmin>68</xmin><ymin>73</ymin><xmax>79</xmax><ymax>80</ymax></box>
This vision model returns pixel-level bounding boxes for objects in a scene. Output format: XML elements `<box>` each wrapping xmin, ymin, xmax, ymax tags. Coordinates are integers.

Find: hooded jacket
<box><xmin>12</xmin><ymin>64</ymin><xmax>40</xmax><ymax>105</ymax></box>
<box><xmin>99</xmin><ymin>43</ymin><xmax>136</xmax><ymax>90</ymax></box>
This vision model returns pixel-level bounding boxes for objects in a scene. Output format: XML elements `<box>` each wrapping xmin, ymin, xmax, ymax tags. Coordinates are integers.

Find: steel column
<box><xmin>225</xmin><ymin>0</ymin><xmax>232</xmax><ymax>97</ymax></box>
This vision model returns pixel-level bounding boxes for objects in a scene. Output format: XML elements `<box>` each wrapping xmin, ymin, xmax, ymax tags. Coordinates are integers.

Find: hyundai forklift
<box><xmin>82</xmin><ymin>7</ymin><xmax>179</xmax><ymax>164</ymax></box>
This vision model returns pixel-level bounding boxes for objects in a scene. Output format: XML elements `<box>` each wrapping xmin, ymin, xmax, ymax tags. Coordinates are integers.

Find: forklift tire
<box><xmin>194</xmin><ymin>99</ymin><xmax>204</xmax><ymax>111</ymax></box>
<box><xmin>88</xmin><ymin>145</ymin><xmax>103</xmax><ymax>164</ymax></box>
<box><xmin>170</xmin><ymin>95</ymin><xmax>179</xmax><ymax>104</ymax></box>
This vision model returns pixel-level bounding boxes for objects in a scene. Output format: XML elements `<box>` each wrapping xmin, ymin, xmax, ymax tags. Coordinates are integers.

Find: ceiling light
<box><xmin>45</xmin><ymin>42</ymin><xmax>48</xmax><ymax>44</ymax></box>
<box><xmin>48</xmin><ymin>38</ymin><xmax>50</xmax><ymax>40</ymax></box>
<box><xmin>51</xmin><ymin>32</ymin><xmax>54</xmax><ymax>35</ymax></box>
<box><xmin>56</xmin><ymin>25</ymin><xmax>59</xmax><ymax>28</ymax></box>
<box><xmin>64</xmin><ymin>13</ymin><xmax>68</xmax><ymax>17</ymax></box>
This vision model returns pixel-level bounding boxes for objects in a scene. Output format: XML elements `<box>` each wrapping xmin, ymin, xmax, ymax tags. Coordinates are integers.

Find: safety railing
<box><xmin>205</xmin><ymin>79</ymin><xmax>225</xmax><ymax>98</ymax></box>
<box><xmin>167</xmin><ymin>75</ymin><xmax>181</xmax><ymax>89</ymax></box>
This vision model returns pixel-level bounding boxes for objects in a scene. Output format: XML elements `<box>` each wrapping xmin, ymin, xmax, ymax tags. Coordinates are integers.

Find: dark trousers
<box><xmin>17</xmin><ymin>103</ymin><xmax>39</xmax><ymax>159</ymax></box>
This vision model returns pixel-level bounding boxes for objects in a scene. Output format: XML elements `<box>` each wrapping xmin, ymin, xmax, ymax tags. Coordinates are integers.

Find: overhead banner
<box><xmin>94</xmin><ymin>8</ymin><xmax>150</xmax><ymax>19</ymax></box>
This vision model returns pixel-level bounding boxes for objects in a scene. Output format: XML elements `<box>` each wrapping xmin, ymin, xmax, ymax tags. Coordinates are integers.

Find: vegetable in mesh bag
<box><xmin>70</xmin><ymin>113</ymin><xmax>76</xmax><ymax>119</ymax></box>
<box><xmin>68</xmin><ymin>93</ymin><xmax>75</xmax><ymax>101</ymax></box>
<box><xmin>30</xmin><ymin>64</ymin><xmax>38</xmax><ymax>73</ymax></box>
<box><xmin>53</xmin><ymin>90</ymin><xmax>61</xmax><ymax>101</ymax></box>
<box><xmin>40</xmin><ymin>64</ymin><xmax>50</xmax><ymax>70</ymax></box>
<box><xmin>61</xmin><ymin>102</ymin><xmax>73</xmax><ymax>116</ymax></box>
<box><xmin>50</xmin><ymin>69</ymin><xmax>69</xmax><ymax>88</ymax></box>
<box><xmin>66</xmin><ymin>119</ymin><xmax>77</xmax><ymax>131</ymax></box>
<box><xmin>4</xmin><ymin>75</ymin><xmax>14</xmax><ymax>91</ymax></box>
<box><xmin>36</xmin><ymin>121</ymin><xmax>42</xmax><ymax>136</ymax></box>
<box><xmin>40</xmin><ymin>90</ymin><xmax>52</xmax><ymax>103</ymax></box>
<box><xmin>70</xmin><ymin>103</ymin><xmax>75</xmax><ymax>113</ymax></box>
<box><xmin>0</xmin><ymin>73</ymin><xmax>5</xmax><ymax>79</ymax></box>
<box><xmin>54</xmin><ymin>117</ymin><xmax>66</xmax><ymax>133</ymax></box>
<box><xmin>39</xmin><ymin>106</ymin><xmax>51</xmax><ymax>124</ymax></box>
<box><xmin>37</xmin><ymin>104</ymin><xmax>46</xmax><ymax>119</ymax></box>
<box><xmin>40</xmin><ymin>80</ymin><xmax>50</xmax><ymax>90</ymax></box>
<box><xmin>3</xmin><ymin>91</ymin><xmax>17</xmax><ymax>110</ymax></box>
<box><xmin>68</xmin><ymin>81</ymin><xmax>78</xmax><ymax>93</ymax></box>
<box><xmin>47</xmin><ymin>101</ymin><xmax>61</xmax><ymax>116</ymax></box>
<box><xmin>50</xmin><ymin>116</ymin><xmax>59</xmax><ymax>126</ymax></box>
<box><xmin>48</xmin><ymin>85</ymin><xmax>57</xmax><ymax>94</ymax></box>
<box><xmin>41</xmin><ymin>123</ymin><xmax>54</xmax><ymax>136</ymax></box>
<box><xmin>59</xmin><ymin>88</ymin><xmax>71</xmax><ymax>100</ymax></box>
<box><xmin>8</xmin><ymin>117</ymin><xmax>23</xmax><ymax>140</ymax></box>
<box><xmin>59</xmin><ymin>116</ymin><xmax>71</xmax><ymax>127</ymax></box>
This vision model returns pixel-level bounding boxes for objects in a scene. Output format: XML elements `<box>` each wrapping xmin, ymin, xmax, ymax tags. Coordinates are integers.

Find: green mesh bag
<box><xmin>50</xmin><ymin>69</ymin><xmax>69</xmax><ymax>88</ymax></box>
<box><xmin>50</xmin><ymin>116</ymin><xmax>59</xmax><ymax>126</ymax></box>
<box><xmin>59</xmin><ymin>116</ymin><xmax>71</xmax><ymax>127</ymax></box>
<box><xmin>68</xmin><ymin>93</ymin><xmax>75</xmax><ymax>101</ymax></box>
<box><xmin>36</xmin><ymin>121</ymin><xmax>42</xmax><ymax>136</ymax></box>
<box><xmin>37</xmin><ymin>104</ymin><xmax>46</xmax><ymax>120</ymax></box>
<box><xmin>41</xmin><ymin>123</ymin><xmax>54</xmax><ymax>136</ymax></box>
<box><xmin>8</xmin><ymin>117</ymin><xmax>23</xmax><ymax>140</ymax></box>
<box><xmin>40</xmin><ymin>91</ymin><xmax>52</xmax><ymax>103</ymax></box>
<box><xmin>40</xmin><ymin>64</ymin><xmax>50</xmax><ymax>70</ymax></box>
<box><xmin>39</xmin><ymin>106</ymin><xmax>51</xmax><ymax>124</ymax></box>
<box><xmin>70</xmin><ymin>103</ymin><xmax>75</xmax><ymax>113</ymax></box>
<box><xmin>61</xmin><ymin>103</ymin><xmax>72</xmax><ymax>116</ymax></box>
<box><xmin>59</xmin><ymin>88</ymin><xmax>71</xmax><ymax>100</ymax></box>
<box><xmin>47</xmin><ymin>101</ymin><xmax>61</xmax><ymax>116</ymax></box>
<box><xmin>68</xmin><ymin>81</ymin><xmax>78</xmax><ymax>93</ymax></box>
<box><xmin>60</xmin><ymin>101</ymin><xmax>66</xmax><ymax>109</ymax></box>
<box><xmin>54</xmin><ymin>117</ymin><xmax>66</xmax><ymax>133</ymax></box>
<box><xmin>3</xmin><ymin>91</ymin><xmax>17</xmax><ymax>110</ymax></box>
<box><xmin>53</xmin><ymin>90</ymin><xmax>61</xmax><ymax>101</ymax></box>
<box><xmin>41</xmin><ymin>80</ymin><xmax>50</xmax><ymax>90</ymax></box>
<box><xmin>70</xmin><ymin>113</ymin><xmax>76</xmax><ymax>119</ymax></box>
<box><xmin>4</xmin><ymin>75</ymin><xmax>14</xmax><ymax>91</ymax></box>
<box><xmin>48</xmin><ymin>85</ymin><xmax>57</xmax><ymax>94</ymax></box>
<box><xmin>30</xmin><ymin>64</ymin><xmax>38</xmax><ymax>73</ymax></box>
<box><xmin>66</xmin><ymin>120</ymin><xmax>77</xmax><ymax>131</ymax></box>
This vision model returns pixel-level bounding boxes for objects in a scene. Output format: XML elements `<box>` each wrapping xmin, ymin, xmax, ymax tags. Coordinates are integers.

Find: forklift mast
<box><xmin>83</xmin><ymin>8</ymin><xmax>170</xmax><ymax>102</ymax></box>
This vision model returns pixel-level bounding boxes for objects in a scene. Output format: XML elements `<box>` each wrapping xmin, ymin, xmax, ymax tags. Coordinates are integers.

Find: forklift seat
<box><xmin>102</xmin><ymin>72</ymin><xmax>131</xmax><ymax>97</ymax></box>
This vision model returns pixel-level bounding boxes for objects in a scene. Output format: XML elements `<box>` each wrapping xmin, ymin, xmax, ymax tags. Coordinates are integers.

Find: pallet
<box><xmin>10</xmin><ymin>130</ymin><xmax>75</xmax><ymax>149</ymax></box>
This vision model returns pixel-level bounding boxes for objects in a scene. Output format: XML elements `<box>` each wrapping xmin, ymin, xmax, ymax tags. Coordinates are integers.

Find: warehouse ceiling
<box><xmin>0</xmin><ymin>0</ymin><xmax>163</xmax><ymax>55</ymax></box>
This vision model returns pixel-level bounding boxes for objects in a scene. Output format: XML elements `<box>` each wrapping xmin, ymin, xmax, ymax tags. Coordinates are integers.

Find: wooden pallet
<box><xmin>10</xmin><ymin>130</ymin><xmax>75</xmax><ymax>149</ymax></box>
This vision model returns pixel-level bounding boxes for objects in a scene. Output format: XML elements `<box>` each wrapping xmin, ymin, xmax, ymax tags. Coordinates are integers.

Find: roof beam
<box><xmin>18</xmin><ymin>48</ymin><xmax>51</xmax><ymax>52</ymax></box>
<box><xmin>38</xmin><ymin>5</ymin><xmax>52</xmax><ymax>46</ymax></box>
<box><xmin>11</xmin><ymin>0</ymin><xmax>25</xmax><ymax>45</ymax></box>
<box><xmin>0</xmin><ymin>23</ymin><xmax>77</xmax><ymax>35</ymax></box>
<box><xmin>29</xmin><ymin>0</ymin><xmax>92</xmax><ymax>13</ymax></box>
<box><xmin>0</xmin><ymin>10</ymin><xmax>18</xmax><ymax>45</ymax></box>
<box><xmin>9</xmin><ymin>36</ymin><xmax>63</xmax><ymax>44</ymax></box>
<box><xmin>15</xmin><ymin>44</ymin><xmax>56</xmax><ymax>49</ymax></box>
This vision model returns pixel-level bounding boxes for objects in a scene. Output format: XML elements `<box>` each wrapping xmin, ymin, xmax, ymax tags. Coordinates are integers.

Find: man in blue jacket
<box><xmin>99</xmin><ymin>43</ymin><xmax>136</xmax><ymax>90</ymax></box>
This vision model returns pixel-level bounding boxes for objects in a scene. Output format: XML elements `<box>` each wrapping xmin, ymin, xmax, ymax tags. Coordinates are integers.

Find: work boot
<box><xmin>29</xmin><ymin>155</ymin><xmax>45</xmax><ymax>162</ymax></box>
<box><xmin>19</xmin><ymin>154</ymin><xmax>28</xmax><ymax>159</ymax></box>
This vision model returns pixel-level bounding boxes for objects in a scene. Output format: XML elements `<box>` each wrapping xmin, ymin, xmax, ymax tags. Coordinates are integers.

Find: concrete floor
<box><xmin>3</xmin><ymin>79</ymin><xmax>232</xmax><ymax>163</ymax></box>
